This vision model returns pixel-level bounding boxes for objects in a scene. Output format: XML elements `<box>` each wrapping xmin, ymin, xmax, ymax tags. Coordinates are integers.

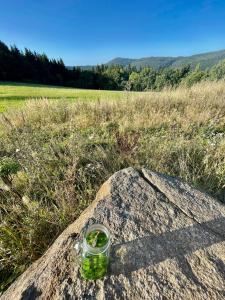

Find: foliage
<box><xmin>0</xmin><ymin>157</ymin><xmax>20</xmax><ymax>178</ymax></box>
<box><xmin>182</xmin><ymin>65</ymin><xmax>208</xmax><ymax>87</ymax></box>
<box><xmin>210</xmin><ymin>59</ymin><xmax>225</xmax><ymax>80</ymax></box>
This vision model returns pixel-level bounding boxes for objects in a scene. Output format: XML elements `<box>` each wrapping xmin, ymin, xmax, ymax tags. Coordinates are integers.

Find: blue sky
<box><xmin>1</xmin><ymin>0</ymin><xmax>225</xmax><ymax>65</ymax></box>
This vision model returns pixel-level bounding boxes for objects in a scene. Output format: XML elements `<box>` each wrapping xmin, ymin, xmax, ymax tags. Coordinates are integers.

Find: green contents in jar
<box><xmin>82</xmin><ymin>253</ymin><xmax>108</xmax><ymax>279</ymax></box>
<box><xmin>86</xmin><ymin>230</ymin><xmax>108</xmax><ymax>248</ymax></box>
<box><xmin>81</xmin><ymin>230</ymin><xmax>109</xmax><ymax>280</ymax></box>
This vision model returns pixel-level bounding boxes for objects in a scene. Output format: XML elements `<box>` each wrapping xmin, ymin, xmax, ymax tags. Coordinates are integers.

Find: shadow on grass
<box><xmin>0</xmin><ymin>96</ymin><xmax>27</xmax><ymax>101</ymax></box>
<box><xmin>0</xmin><ymin>81</ymin><xmax>73</xmax><ymax>89</ymax></box>
<box><xmin>0</xmin><ymin>96</ymin><xmax>86</xmax><ymax>101</ymax></box>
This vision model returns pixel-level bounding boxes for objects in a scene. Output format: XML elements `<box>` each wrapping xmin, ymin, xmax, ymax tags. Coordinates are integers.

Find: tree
<box><xmin>128</xmin><ymin>71</ymin><xmax>142</xmax><ymax>91</ymax></box>
<box><xmin>182</xmin><ymin>64</ymin><xmax>207</xmax><ymax>87</ymax></box>
<box><xmin>210</xmin><ymin>59</ymin><xmax>225</xmax><ymax>80</ymax></box>
<box><xmin>139</xmin><ymin>68</ymin><xmax>157</xmax><ymax>90</ymax></box>
<box><xmin>0</xmin><ymin>40</ymin><xmax>224</xmax><ymax>91</ymax></box>
<box><xmin>0</xmin><ymin>41</ymin><xmax>11</xmax><ymax>80</ymax></box>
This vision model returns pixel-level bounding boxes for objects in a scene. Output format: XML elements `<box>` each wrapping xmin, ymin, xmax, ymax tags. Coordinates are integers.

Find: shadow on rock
<box><xmin>110</xmin><ymin>216</ymin><xmax>225</xmax><ymax>276</ymax></box>
<box><xmin>21</xmin><ymin>283</ymin><xmax>42</xmax><ymax>300</ymax></box>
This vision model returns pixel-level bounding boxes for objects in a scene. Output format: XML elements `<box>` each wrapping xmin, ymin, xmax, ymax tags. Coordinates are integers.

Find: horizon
<box><xmin>1</xmin><ymin>1</ymin><xmax>225</xmax><ymax>65</ymax></box>
<box><xmin>2</xmin><ymin>40</ymin><xmax>225</xmax><ymax>67</ymax></box>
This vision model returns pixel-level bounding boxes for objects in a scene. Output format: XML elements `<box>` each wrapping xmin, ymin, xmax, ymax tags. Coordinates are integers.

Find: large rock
<box><xmin>2</xmin><ymin>168</ymin><xmax>225</xmax><ymax>300</ymax></box>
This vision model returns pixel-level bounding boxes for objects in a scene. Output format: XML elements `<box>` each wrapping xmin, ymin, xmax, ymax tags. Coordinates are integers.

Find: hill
<box><xmin>105</xmin><ymin>49</ymin><xmax>225</xmax><ymax>69</ymax></box>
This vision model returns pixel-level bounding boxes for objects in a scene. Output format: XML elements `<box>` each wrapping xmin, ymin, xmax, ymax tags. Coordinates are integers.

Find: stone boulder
<box><xmin>2</xmin><ymin>168</ymin><xmax>225</xmax><ymax>300</ymax></box>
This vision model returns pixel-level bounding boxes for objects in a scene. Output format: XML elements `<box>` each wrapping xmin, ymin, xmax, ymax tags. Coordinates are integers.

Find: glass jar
<box><xmin>79</xmin><ymin>224</ymin><xmax>110</xmax><ymax>280</ymax></box>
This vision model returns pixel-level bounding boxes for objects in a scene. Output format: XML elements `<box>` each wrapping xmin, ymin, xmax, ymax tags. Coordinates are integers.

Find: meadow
<box><xmin>0</xmin><ymin>82</ymin><xmax>133</xmax><ymax>112</ymax></box>
<box><xmin>0</xmin><ymin>80</ymin><xmax>225</xmax><ymax>291</ymax></box>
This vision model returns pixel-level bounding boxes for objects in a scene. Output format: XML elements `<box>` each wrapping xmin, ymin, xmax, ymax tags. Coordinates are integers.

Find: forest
<box><xmin>1</xmin><ymin>40</ymin><xmax>225</xmax><ymax>91</ymax></box>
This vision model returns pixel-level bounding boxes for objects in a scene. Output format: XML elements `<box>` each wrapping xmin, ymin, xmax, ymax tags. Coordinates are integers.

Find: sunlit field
<box><xmin>0</xmin><ymin>82</ymin><xmax>139</xmax><ymax>112</ymax></box>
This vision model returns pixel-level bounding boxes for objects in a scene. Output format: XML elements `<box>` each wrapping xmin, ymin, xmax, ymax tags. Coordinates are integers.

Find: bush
<box><xmin>182</xmin><ymin>65</ymin><xmax>207</xmax><ymax>87</ymax></box>
<box><xmin>210</xmin><ymin>59</ymin><xmax>225</xmax><ymax>80</ymax></box>
<box><xmin>0</xmin><ymin>157</ymin><xmax>20</xmax><ymax>178</ymax></box>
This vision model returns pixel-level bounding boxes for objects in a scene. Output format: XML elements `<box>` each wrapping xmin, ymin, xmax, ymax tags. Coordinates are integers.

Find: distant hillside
<box><xmin>106</xmin><ymin>49</ymin><xmax>225</xmax><ymax>70</ymax></box>
<box><xmin>106</xmin><ymin>57</ymin><xmax>136</xmax><ymax>67</ymax></box>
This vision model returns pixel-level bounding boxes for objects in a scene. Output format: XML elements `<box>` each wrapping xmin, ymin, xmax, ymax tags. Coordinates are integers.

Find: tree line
<box><xmin>1</xmin><ymin>40</ymin><xmax>225</xmax><ymax>91</ymax></box>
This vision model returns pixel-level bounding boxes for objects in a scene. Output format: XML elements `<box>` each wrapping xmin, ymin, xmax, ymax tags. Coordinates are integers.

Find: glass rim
<box><xmin>83</xmin><ymin>223</ymin><xmax>110</xmax><ymax>255</ymax></box>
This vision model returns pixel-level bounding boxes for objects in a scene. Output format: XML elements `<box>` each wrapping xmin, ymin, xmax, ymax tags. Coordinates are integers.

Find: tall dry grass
<box><xmin>0</xmin><ymin>80</ymin><xmax>225</xmax><ymax>291</ymax></box>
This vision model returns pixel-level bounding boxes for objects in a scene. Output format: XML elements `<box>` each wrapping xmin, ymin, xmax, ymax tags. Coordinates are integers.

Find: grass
<box><xmin>0</xmin><ymin>81</ymin><xmax>137</xmax><ymax>112</ymax></box>
<box><xmin>0</xmin><ymin>80</ymin><xmax>225</xmax><ymax>291</ymax></box>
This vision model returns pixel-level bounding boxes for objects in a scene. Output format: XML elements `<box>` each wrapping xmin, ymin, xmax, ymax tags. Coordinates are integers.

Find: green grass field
<box><xmin>0</xmin><ymin>80</ymin><xmax>225</xmax><ymax>291</ymax></box>
<box><xmin>0</xmin><ymin>82</ymin><xmax>134</xmax><ymax>112</ymax></box>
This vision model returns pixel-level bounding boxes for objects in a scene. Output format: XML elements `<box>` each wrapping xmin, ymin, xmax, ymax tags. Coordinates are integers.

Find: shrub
<box><xmin>0</xmin><ymin>157</ymin><xmax>20</xmax><ymax>178</ymax></box>
<box><xmin>210</xmin><ymin>59</ymin><xmax>225</xmax><ymax>80</ymax></box>
<box><xmin>182</xmin><ymin>65</ymin><xmax>207</xmax><ymax>87</ymax></box>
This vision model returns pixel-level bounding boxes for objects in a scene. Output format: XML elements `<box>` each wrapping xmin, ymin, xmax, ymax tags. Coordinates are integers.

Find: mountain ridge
<box><xmin>69</xmin><ymin>49</ymin><xmax>225</xmax><ymax>70</ymax></box>
<box><xmin>106</xmin><ymin>49</ymin><xmax>225</xmax><ymax>69</ymax></box>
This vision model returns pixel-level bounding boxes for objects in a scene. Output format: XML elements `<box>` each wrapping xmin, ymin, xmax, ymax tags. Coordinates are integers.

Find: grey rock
<box><xmin>2</xmin><ymin>168</ymin><xmax>225</xmax><ymax>300</ymax></box>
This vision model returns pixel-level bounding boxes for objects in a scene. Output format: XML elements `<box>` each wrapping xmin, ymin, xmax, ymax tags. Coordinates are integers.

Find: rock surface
<box><xmin>2</xmin><ymin>168</ymin><xmax>225</xmax><ymax>300</ymax></box>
